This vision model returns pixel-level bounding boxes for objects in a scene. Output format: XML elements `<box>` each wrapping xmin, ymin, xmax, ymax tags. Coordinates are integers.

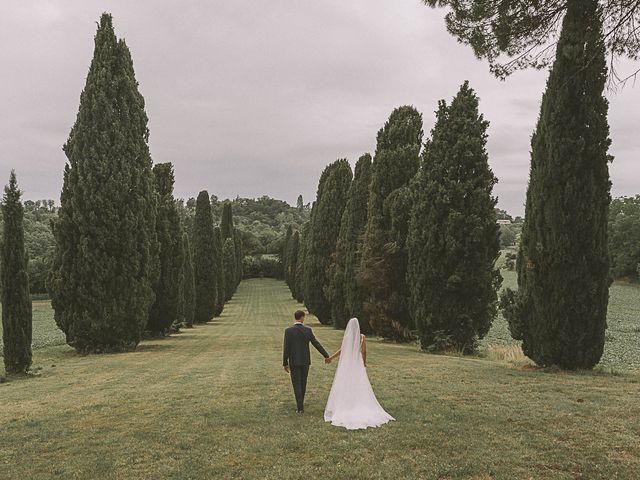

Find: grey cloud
<box><xmin>0</xmin><ymin>0</ymin><xmax>638</xmax><ymax>216</ymax></box>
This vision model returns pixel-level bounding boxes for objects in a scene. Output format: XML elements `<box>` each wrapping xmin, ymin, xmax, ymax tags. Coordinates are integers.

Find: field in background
<box><xmin>1</xmin><ymin>279</ymin><xmax>639</xmax><ymax>479</ymax></box>
<box><xmin>481</xmin><ymin>271</ymin><xmax>640</xmax><ymax>371</ymax></box>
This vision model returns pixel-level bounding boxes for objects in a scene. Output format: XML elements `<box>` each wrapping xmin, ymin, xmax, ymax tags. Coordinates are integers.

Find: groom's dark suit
<box><xmin>283</xmin><ymin>322</ymin><xmax>329</xmax><ymax>412</ymax></box>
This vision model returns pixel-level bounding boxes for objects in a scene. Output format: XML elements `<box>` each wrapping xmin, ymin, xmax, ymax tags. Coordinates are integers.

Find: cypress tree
<box><xmin>220</xmin><ymin>202</ymin><xmax>242</xmax><ymax>292</ymax></box>
<box><xmin>148</xmin><ymin>163</ymin><xmax>183</xmax><ymax>336</ymax></box>
<box><xmin>223</xmin><ymin>238</ymin><xmax>237</xmax><ymax>302</ymax></box>
<box><xmin>297</xmin><ymin>195</ymin><xmax>304</xmax><ymax>211</ymax></box>
<box><xmin>220</xmin><ymin>202</ymin><xmax>234</xmax><ymax>240</ymax></box>
<box><xmin>294</xmin><ymin>222</ymin><xmax>309</xmax><ymax>303</ymax></box>
<box><xmin>343</xmin><ymin>154</ymin><xmax>372</xmax><ymax>333</ymax></box>
<box><xmin>213</xmin><ymin>227</ymin><xmax>225</xmax><ymax>316</ymax></box>
<box><xmin>181</xmin><ymin>234</ymin><xmax>195</xmax><ymax>328</ymax></box>
<box><xmin>288</xmin><ymin>231</ymin><xmax>300</xmax><ymax>299</ymax></box>
<box><xmin>360</xmin><ymin>106</ymin><xmax>423</xmax><ymax>340</ymax></box>
<box><xmin>234</xmin><ymin>227</ymin><xmax>243</xmax><ymax>286</ymax></box>
<box><xmin>327</xmin><ymin>207</ymin><xmax>349</xmax><ymax>329</ymax></box>
<box><xmin>192</xmin><ymin>191</ymin><xmax>218</xmax><ymax>323</ymax></box>
<box><xmin>282</xmin><ymin>225</ymin><xmax>293</xmax><ymax>286</ymax></box>
<box><xmin>1</xmin><ymin>171</ymin><xmax>32</xmax><ymax>374</ymax></box>
<box><xmin>501</xmin><ymin>1</ymin><xmax>611</xmax><ymax>369</ymax></box>
<box><xmin>408</xmin><ymin>83</ymin><xmax>502</xmax><ymax>353</ymax></box>
<box><xmin>176</xmin><ymin>236</ymin><xmax>186</xmax><ymax>328</ymax></box>
<box><xmin>304</xmin><ymin>159</ymin><xmax>352</xmax><ymax>324</ymax></box>
<box><xmin>49</xmin><ymin>14</ymin><xmax>159</xmax><ymax>353</ymax></box>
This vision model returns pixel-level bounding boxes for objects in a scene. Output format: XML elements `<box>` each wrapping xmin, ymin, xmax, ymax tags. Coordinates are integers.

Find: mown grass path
<box><xmin>1</xmin><ymin>279</ymin><xmax>639</xmax><ymax>479</ymax></box>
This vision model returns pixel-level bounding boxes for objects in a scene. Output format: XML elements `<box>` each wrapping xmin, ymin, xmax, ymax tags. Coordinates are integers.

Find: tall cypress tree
<box><xmin>181</xmin><ymin>234</ymin><xmax>195</xmax><ymax>328</ymax></box>
<box><xmin>288</xmin><ymin>231</ymin><xmax>300</xmax><ymax>299</ymax></box>
<box><xmin>501</xmin><ymin>1</ymin><xmax>611</xmax><ymax>369</ymax></box>
<box><xmin>220</xmin><ymin>202</ymin><xmax>234</xmax><ymax>240</ymax></box>
<box><xmin>192</xmin><ymin>191</ymin><xmax>218</xmax><ymax>323</ymax></box>
<box><xmin>49</xmin><ymin>14</ymin><xmax>159</xmax><ymax>353</ymax></box>
<box><xmin>148</xmin><ymin>163</ymin><xmax>183</xmax><ymax>336</ymax></box>
<box><xmin>223</xmin><ymin>238</ymin><xmax>237</xmax><ymax>302</ymax></box>
<box><xmin>294</xmin><ymin>222</ymin><xmax>309</xmax><ymax>303</ymax></box>
<box><xmin>343</xmin><ymin>154</ymin><xmax>372</xmax><ymax>333</ymax></box>
<box><xmin>360</xmin><ymin>106</ymin><xmax>423</xmax><ymax>340</ymax></box>
<box><xmin>176</xmin><ymin>235</ymin><xmax>186</xmax><ymax>328</ymax></box>
<box><xmin>213</xmin><ymin>227</ymin><xmax>225</xmax><ymax>316</ymax></box>
<box><xmin>1</xmin><ymin>171</ymin><xmax>32</xmax><ymax>374</ymax></box>
<box><xmin>408</xmin><ymin>83</ymin><xmax>501</xmax><ymax>353</ymax></box>
<box><xmin>282</xmin><ymin>225</ymin><xmax>293</xmax><ymax>286</ymax></box>
<box><xmin>327</xmin><ymin>206</ymin><xmax>350</xmax><ymax>329</ymax></box>
<box><xmin>220</xmin><ymin>202</ymin><xmax>242</xmax><ymax>292</ymax></box>
<box><xmin>304</xmin><ymin>159</ymin><xmax>352</xmax><ymax>324</ymax></box>
<box><xmin>234</xmin><ymin>229</ymin><xmax>243</xmax><ymax>287</ymax></box>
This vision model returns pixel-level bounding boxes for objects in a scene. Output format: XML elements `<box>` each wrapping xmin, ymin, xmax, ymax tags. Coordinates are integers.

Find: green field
<box><xmin>481</xmin><ymin>271</ymin><xmax>640</xmax><ymax>371</ymax></box>
<box><xmin>1</xmin><ymin>278</ymin><xmax>639</xmax><ymax>479</ymax></box>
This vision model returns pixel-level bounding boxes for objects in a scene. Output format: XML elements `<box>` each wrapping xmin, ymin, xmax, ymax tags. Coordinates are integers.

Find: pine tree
<box><xmin>181</xmin><ymin>234</ymin><xmax>195</xmax><ymax>328</ymax></box>
<box><xmin>192</xmin><ymin>191</ymin><xmax>218</xmax><ymax>323</ymax></box>
<box><xmin>501</xmin><ymin>1</ymin><xmax>611</xmax><ymax>369</ymax></box>
<box><xmin>49</xmin><ymin>14</ymin><xmax>159</xmax><ymax>353</ymax></box>
<box><xmin>1</xmin><ymin>171</ymin><xmax>32</xmax><ymax>374</ymax></box>
<box><xmin>360</xmin><ymin>106</ymin><xmax>423</xmax><ymax>340</ymax></box>
<box><xmin>343</xmin><ymin>154</ymin><xmax>372</xmax><ymax>333</ymax></box>
<box><xmin>294</xmin><ymin>222</ymin><xmax>309</xmax><ymax>303</ymax></box>
<box><xmin>288</xmin><ymin>231</ymin><xmax>300</xmax><ymax>299</ymax></box>
<box><xmin>408</xmin><ymin>82</ymin><xmax>502</xmax><ymax>353</ymax></box>
<box><xmin>223</xmin><ymin>238</ymin><xmax>237</xmax><ymax>302</ymax></box>
<box><xmin>148</xmin><ymin>163</ymin><xmax>183</xmax><ymax>336</ymax></box>
<box><xmin>304</xmin><ymin>160</ymin><xmax>352</xmax><ymax>324</ymax></box>
<box><xmin>213</xmin><ymin>227</ymin><xmax>225</xmax><ymax>316</ymax></box>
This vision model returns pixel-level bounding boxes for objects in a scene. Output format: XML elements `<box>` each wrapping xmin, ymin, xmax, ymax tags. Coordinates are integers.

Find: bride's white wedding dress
<box><xmin>324</xmin><ymin>318</ymin><xmax>395</xmax><ymax>430</ymax></box>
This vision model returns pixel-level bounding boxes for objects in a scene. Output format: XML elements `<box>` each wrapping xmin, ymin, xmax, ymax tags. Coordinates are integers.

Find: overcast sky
<box><xmin>1</xmin><ymin>1</ymin><xmax>638</xmax><ymax>216</ymax></box>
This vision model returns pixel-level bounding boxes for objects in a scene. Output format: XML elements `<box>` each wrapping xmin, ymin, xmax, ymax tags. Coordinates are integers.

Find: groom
<box><xmin>283</xmin><ymin>310</ymin><xmax>330</xmax><ymax>413</ymax></box>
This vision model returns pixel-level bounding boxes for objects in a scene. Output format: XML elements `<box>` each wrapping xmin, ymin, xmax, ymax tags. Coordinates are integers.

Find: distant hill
<box><xmin>177</xmin><ymin>195</ymin><xmax>310</xmax><ymax>255</ymax></box>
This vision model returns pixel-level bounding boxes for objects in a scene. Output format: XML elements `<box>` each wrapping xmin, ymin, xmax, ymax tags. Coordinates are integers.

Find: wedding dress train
<box><xmin>324</xmin><ymin>318</ymin><xmax>395</xmax><ymax>430</ymax></box>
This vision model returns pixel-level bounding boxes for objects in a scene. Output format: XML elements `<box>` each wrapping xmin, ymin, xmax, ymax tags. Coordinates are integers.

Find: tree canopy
<box><xmin>424</xmin><ymin>0</ymin><xmax>640</xmax><ymax>83</ymax></box>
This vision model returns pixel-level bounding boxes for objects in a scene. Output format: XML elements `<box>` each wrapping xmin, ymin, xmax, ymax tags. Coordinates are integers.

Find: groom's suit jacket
<box><xmin>283</xmin><ymin>323</ymin><xmax>329</xmax><ymax>367</ymax></box>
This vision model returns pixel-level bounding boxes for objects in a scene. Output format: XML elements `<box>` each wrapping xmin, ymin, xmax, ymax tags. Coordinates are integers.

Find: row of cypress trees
<box><xmin>284</xmin><ymin>2</ymin><xmax>613</xmax><ymax>369</ymax></box>
<box><xmin>46</xmin><ymin>13</ymin><xmax>243</xmax><ymax>354</ymax></box>
<box><xmin>282</xmin><ymin>85</ymin><xmax>501</xmax><ymax>353</ymax></box>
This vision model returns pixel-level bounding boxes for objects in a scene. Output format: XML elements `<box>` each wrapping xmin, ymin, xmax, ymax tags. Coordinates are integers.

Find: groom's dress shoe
<box><xmin>296</xmin><ymin>409</ymin><xmax>304</xmax><ymax>414</ymax></box>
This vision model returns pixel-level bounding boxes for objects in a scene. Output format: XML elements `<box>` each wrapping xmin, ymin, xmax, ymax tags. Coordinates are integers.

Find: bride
<box><xmin>324</xmin><ymin>318</ymin><xmax>395</xmax><ymax>430</ymax></box>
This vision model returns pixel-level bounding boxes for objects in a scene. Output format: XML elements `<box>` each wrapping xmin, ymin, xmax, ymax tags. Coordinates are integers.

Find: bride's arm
<box><xmin>361</xmin><ymin>336</ymin><xmax>367</xmax><ymax>367</ymax></box>
<box><xmin>328</xmin><ymin>349</ymin><xmax>341</xmax><ymax>362</ymax></box>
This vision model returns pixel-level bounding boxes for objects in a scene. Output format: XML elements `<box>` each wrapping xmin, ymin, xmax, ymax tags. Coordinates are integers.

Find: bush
<box><xmin>243</xmin><ymin>255</ymin><xmax>283</xmax><ymax>279</ymax></box>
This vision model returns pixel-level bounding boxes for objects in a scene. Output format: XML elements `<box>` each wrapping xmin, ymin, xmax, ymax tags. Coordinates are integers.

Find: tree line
<box><xmin>1</xmin><ymin>14</ymin><xmax>244</xmax><ymax>372</ymax></box>
<box><xmin>284</xmin><ymin>0</ymin><xmax>621</xmax><ymax>370</ymax></box>
<box><xmin>283</xmin><ymin>84</ymin><xmax>502</xmax><ymax>355</ymax></box>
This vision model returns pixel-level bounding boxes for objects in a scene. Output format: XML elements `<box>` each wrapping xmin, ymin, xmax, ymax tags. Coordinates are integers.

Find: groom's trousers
<box><xmin>290</xmin><ymin>365</ymin><xmax>309</xmax><ymax>411</ymax></box>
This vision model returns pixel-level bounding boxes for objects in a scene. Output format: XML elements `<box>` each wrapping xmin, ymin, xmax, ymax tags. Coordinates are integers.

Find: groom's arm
<box><xmin>309</xmin><ymin>329</ymin><xmax>330</xmax><ymax>359</ymax></box>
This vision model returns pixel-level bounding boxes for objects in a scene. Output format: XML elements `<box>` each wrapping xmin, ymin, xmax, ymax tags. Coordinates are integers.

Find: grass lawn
<box><xmin>1</xmin><ymin>278</ymin><xmax>640</xmax><ymax>479</ymax></box>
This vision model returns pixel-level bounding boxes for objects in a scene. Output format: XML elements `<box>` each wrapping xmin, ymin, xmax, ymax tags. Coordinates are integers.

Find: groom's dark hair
<box><xmin>294</xmin><ymin>310</ymin><xmax>305</xmax><ymax>321</ymax></box>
